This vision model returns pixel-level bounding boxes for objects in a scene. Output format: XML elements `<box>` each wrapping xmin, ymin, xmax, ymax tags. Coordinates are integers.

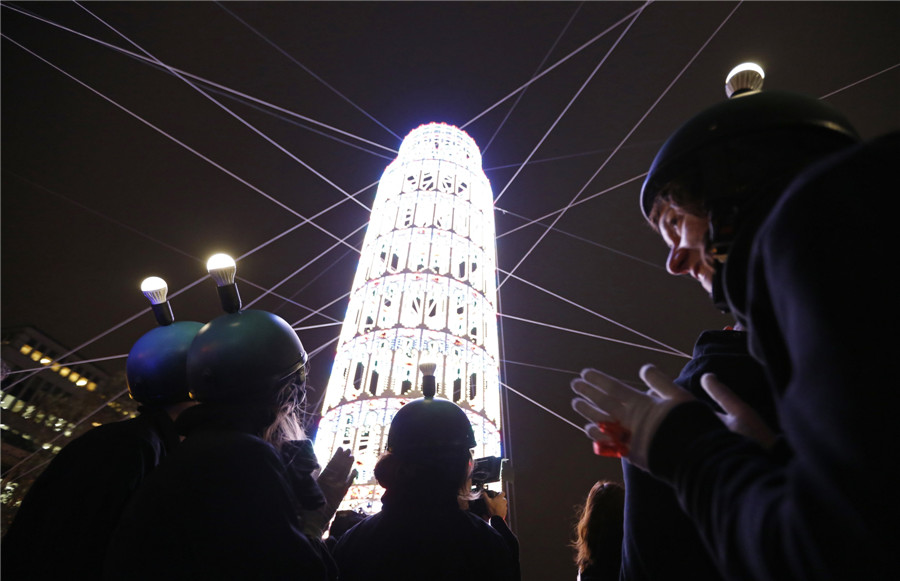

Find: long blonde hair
<box><xmin>261</xmin><ymin>372</ymin><xmax>307</xmax><ymax>450</ymax></box>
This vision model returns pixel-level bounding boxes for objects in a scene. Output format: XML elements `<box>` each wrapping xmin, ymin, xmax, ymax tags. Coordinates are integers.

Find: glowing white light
<box><xmin>206</xmin><ymin>253</ymin><xmax>237</xmax><ymax>286</ymax></box>
<box><xmin>140</xmin><ymin>277</ymin><xmax>168</xmax><ymax>305</ymax></box>
<box><xmin>725</xmin><ymin>62</ymin><xmax>765</xmax><ymax>98</ymax></box>
<box><xmin>315</xmin><ymin>123</ymin><xmax>503</xmax><ymax>513</ymax></box>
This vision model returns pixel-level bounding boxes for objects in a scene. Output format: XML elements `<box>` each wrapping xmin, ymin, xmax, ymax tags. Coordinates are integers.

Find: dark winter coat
<box><xmin>620</xmin><ymin>330</ymin><xmax>779</xmax><ymax>581</ymax></box>
<box><xmin>332</xmin><ymin>488</ymin><xmax>519</xmax><ymax>581</ymax></box>
<box><xmin>647</xmin><ymin>132</ymin><xmax>900</xmax><ymax>580</ymax></box>
<box><xmin>102</xmin><ymin>403</ymin><xmax>332</xmax><ymax>580</ymax></box>
<box><xmin>1</xmin><ymin>406</ymin><xmax>180</xmax><ymax>580</ymax></box>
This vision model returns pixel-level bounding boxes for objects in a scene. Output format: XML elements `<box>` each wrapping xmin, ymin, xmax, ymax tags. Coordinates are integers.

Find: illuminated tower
<box><xmin>314</xmin><ymin>123</ymin><xmax>502</xmax><ymax>512</ymax></box>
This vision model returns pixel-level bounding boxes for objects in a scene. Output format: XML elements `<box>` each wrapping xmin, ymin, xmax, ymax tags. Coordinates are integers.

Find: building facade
<box><xmin>1</xmin><ymin>326</ymin><xmax>135</xmax><ymax>533</ymax></box>
<box><xmin>314</xmin><ymin>123</ymin><xmax>502</xmax><ymax>512</ymax></box>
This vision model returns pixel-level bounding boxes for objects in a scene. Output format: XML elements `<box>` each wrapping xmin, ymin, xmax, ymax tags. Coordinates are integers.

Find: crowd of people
<box><xmin>2</xmin><ymin>269</ymin><xmax>520</xmax><ymax>581</ymax></box>
<box><xmin>3</xmin><ymin>65</ymin><xmax>897</xmax><ymax>580</ymax></box>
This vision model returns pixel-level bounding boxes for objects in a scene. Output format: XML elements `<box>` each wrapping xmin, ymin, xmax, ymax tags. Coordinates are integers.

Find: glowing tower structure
<box><xmin>314</xmin><ymin>123</ymin><xmax>502</xmax><ymax>512</ymax></box>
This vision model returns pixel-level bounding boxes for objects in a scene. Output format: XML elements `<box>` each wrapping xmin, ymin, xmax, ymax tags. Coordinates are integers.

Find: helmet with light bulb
<box><xmin>640</xmin><ymin>63</ymin><xmax>860</xmax><ymax>310</ymax></box>
<box><xmin>126</xmin><ymin>276</ymin><xmax>204</xmax><ymax>405</ymax></box>
<box><xmin>386</xmin><ymin>364</ymin><xmax>476</xmax><ymax>456</ymax></box>
<box><xmin>641</xmin><ymin>63</ymin><xmax>860</xmax><ymax>224</ymax></box>
<box><xmin>186</xmin><ymin>309</ymin><xmax>308</xmax><ymax>404</ymax></box>
<box><xmin>386</xmin><ymin>397</ymin><xmax>477</xmax><ymax>456</ymax></box>
<box><xmin>126</xmin><ymin>321</ymin><xmax>205</xmax><ymax>405</ymax></box>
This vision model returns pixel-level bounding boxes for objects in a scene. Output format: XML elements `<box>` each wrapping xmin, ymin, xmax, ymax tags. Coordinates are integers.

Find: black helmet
<box><xmin>126</xmin><ymin>321</ymin><xmax>204</xmax><ymax>405</ymax></box>
<box><xmin>186</xmin><ymin>309</ymin><xmax>307</xmax><ymax>403</ymax></box>
<box><xmin>386</xmin><ymin>395</ymin><xmax>477</xmax><ymax>456</ymax></box>
<box><xmin>640</xmin><ymin>89</ymin><xmax>860</xmax><ymax>221</ymax></box>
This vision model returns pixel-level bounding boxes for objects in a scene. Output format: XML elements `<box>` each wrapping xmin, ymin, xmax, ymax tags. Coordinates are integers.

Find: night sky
<box><xmin>2</xmin><ymin>2</ymin><xmax>898</xmax><ymax>578</ymax></box>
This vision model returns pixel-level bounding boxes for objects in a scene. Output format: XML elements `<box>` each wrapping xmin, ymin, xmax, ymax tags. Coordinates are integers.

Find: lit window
<box><xmin>51</xmin><ymin>364</ymin><xmax>61</xmax><ymax>372</ymax></box>
<box><xmin>87</xmin><ymin>382</ymin><xmax>97</xmax><ymax>392</ymax></box>
<box><xmin>30</xmin><ymin>350</ymin><xmax>42</xmax><ymax>362</ymax></box>
<box><xmin>76</xmin><ymin>378</ymin><xmax>88</xmax><ymax>387</ymax></box>
<box><xmin>19</xmin><ymin>345</ymin><xmax>32</xmax><ymax>355</ymax></box>
<box><xmin>1</xmin><ymin>395</ymin><xmax>15</xmax><ymax>409</ymax></box>
<box><xmin>59</xmin><ymin>367</ymin><xmax>70</xmax><ymax>378</ymax></box>
<box><xmin>69</xmin><ymin>372</ymin><xmax>80</xmax><ymax>383</ymax></box>
<box><xmin>39</xmin><ymin>357</ymin><xmax>51</xmax><ymax>366</ymax></box>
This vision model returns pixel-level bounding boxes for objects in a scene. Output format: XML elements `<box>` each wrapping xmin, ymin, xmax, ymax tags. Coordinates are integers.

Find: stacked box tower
<box><xmin>314</xmin><ymin>123</ymin><xmax>502</xmax><ymax>512</ymax></box>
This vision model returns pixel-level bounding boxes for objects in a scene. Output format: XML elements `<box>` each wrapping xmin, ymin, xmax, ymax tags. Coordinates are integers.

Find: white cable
<box><xmin>0</xmin><ymin>2</ymin><xmax>399</xmax><ymax>156</ymax></box>
<box><xmin>461</xmin><ymin>4</ymin><xmax>647</xmax><ymax>130</ymax></box>
<box><xmin>497</xmin><ymin>0</ymin><xmax>742</xmax><ymax>290</ymax></box>
<box><xmin>499</xmin><ymin>312</ymin><xmax>688</xmax><ymax>358</ymax></box>
<box><xmin>73</xmin><ymin>2</ymin><xmax>371</xmax><ymax>214</ymax></box>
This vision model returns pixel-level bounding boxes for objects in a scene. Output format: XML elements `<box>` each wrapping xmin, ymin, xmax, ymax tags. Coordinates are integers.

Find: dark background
<box><xmin>3</xmin><ymin>2</ymin><xmax>898</xmax><ymax>578</ymax></box>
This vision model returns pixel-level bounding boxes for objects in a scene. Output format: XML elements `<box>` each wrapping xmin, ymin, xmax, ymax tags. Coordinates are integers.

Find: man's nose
<box><xmin>666</xmin><ymin>246</ymin><xmax>692</xmax><ymax>276</ymax></box>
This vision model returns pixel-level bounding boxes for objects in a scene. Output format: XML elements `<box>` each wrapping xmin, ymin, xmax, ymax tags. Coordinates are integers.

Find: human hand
<box><xmin>302</xmin><ymin>448</ymin><xmax>358</xmax><ymax>538</ymax></box>
<box><xmin>700</xmin><ymin>373</ymin><xmax>777</xmax><ymax>449</ymax></box>
<box><xmin>316</xmin><ymin>447</ymin><xmax>358</xmax><ymax>512</ymax></box>
<box><xmin>571</xmin><ymin>365</ymin><xmax>693</xmax><ymax>470</ymax></box>
<box><xmin>483</xmin><ymin>490</ymin><xmax>508</xmax><ymax>520</ymax></box>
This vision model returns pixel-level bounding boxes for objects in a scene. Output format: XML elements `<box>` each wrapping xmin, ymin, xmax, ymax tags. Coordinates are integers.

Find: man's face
<box><xmin>655</xmin><ymin>200</ymin><xmax>716</xmax><ymax>293</ymax></box>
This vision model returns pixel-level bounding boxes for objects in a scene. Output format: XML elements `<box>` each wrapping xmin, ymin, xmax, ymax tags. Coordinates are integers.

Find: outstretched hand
<box><xmin>700</xmin><ymin>373</ymin><xmax>777</xmax><ymax>449</ymax></box>
<box><xmin>316</xmin><ymin>447</ymin><xmax>358</xmax><ymax>512</ymax></box>
<box><xmin>302</xmin><ymin>447</ymin><xmax>358</xmax><ymax>538</ymax></box>
<box><xmin>571</xmin><ymin>365</ymin><xmax>693</xmax><ymax>470</ymax></box>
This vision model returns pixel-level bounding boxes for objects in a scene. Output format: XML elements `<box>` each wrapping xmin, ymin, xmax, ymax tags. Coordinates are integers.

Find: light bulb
<box><xmin>140</xmin><ymin>276</ymin><xmax>168</xmax><ymax>305</ymax></box>
<box><xmin>206</xmin><ymin>253</ymin><xmax>241</xmax><ymax>313</ymax></box>
<box><xmin>725</xmin><ymin>62</ymin><xmax>765</xmax><ymax>98</ymax></box>
<box><xmin>206</xmin><ymin>253</ymin><xmax>236</xmax><ymax>286</ymax></box>
<box><xmin>419</xmin><ymin>362</ymin><xmax>437</xmax><ymax>398</ymax></box>
<box><xmin>141</xmin><ymin>276</ymin><xmax>173</xmax><ymax>326</ymax></box>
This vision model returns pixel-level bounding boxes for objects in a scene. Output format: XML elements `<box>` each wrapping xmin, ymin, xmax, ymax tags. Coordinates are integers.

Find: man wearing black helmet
<box><xmin>2</xmin><ymin>319</ymin><xmax>203</xmax><ymax>580</ymax></box>
<box><xmin>332</xmin><ymin>366</ymin><xmax>519</xmax><ymax>581</ymax></box>
<box><xmin>571</xmin><ymin>64</ymin><xmax>900</xmax><ymax>580</ymax></box>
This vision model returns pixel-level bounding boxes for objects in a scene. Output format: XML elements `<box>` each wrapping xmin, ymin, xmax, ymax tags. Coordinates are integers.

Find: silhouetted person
<box><xmin>104</xmin><ymin>308</ymin><xmax>353</xmax><ymax>580</ymax></box>
<box><xmin>2</xmin><ymin>319</ymin><xmax>203</xmax><ymax>580</ymax></box>
<box><xmin>333</xmin><ymin>367</ymin><xmax>519</xmax><ymax>581</ymax></box>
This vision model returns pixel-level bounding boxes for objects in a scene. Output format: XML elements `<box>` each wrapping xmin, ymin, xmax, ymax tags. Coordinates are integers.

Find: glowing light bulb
<box><xmin>141</xmin><ymin>276</ymin><xmax>173</xmax><ymax>326</ymax></box>
<box><xmin>206</xmin><ymin>253</ymin><xmax>241</xmax><ymax>313</ymax></box>
<box><xmin>725</xmin><ymin>62</ymin><xmax>765</xmax><ymax>98</ymax></box>
<box><xmin>206</xmin><ymin>253</ymin><xmax>236</xmax><ymax>286</ymax></box>
<box><xmin>419</xmin><ymin>362</ymin><xmax>437</xmax><ymax>398</ymax></box>
<box><xmin>140</xmin><ymin>276</ymin><xmax>168</xmax><ymax>305</ymax></box>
